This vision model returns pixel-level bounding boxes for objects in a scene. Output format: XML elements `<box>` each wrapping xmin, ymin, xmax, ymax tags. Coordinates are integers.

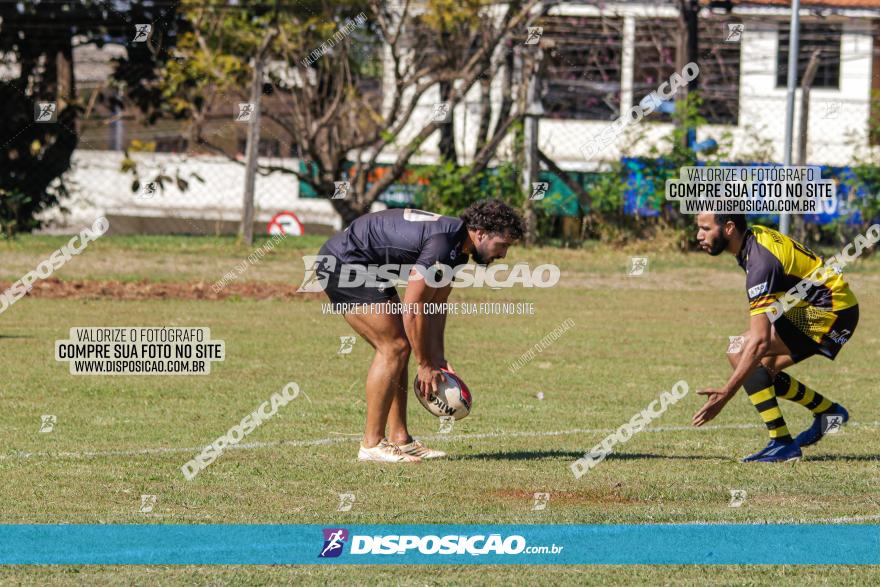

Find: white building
<box><xmin>20</xmin><ymin>0</ymin><xmax>880</xmax><ymax>233</ymax></box>
<box><xmin>390</xmin><ymin>0</ymin><xmax>880</xmax><ymax>171</ymax></box>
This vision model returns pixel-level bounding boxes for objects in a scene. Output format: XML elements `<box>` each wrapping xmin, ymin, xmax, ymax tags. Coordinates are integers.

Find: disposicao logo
<box><xmin>319</xmin><ymin>528</ymin><xmax>349</xmax><ymax>558</ymax></box>
<box><xmin>316</xmin><ymin>530</ymin><xmax>563</xmax><ymax>558</ymax></box>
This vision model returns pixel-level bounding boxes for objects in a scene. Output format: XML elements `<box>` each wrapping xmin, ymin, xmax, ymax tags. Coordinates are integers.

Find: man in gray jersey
<box><xmin>315</xmin><ymin>199</ymin><xmax>524</xmax><ymax>463</ymax></box>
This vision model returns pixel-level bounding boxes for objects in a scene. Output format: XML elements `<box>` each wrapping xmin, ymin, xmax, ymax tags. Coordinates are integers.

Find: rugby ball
<box><xmin>414</xmin><ymin>369</ymin><xmax>472</xmax><ymax>420</ymax></box>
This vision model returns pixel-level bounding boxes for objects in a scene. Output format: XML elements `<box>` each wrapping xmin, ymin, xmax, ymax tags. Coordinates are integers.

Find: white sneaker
<box><xmin>358</xmin><ymin>438</ymin><xmax>422</xmax><ymax>463</ymax></box>
<box><xmin>398</xmin><ymin>439</ymin><xmax>447</xmax><ymax>459</ymax></box>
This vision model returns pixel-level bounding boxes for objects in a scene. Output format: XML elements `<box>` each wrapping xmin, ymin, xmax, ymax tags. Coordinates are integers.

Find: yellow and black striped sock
<box><xmin>744</xmin><ymin>366</ymin><xmax>792</xmax><ymax>441</ymax></box>
<box><xmin>773</xmin><ymin>372</ymin><xmax>834</xmax><ymax>415</ymax></box>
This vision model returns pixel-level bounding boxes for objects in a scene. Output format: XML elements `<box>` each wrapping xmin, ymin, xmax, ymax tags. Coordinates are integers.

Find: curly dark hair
<box><xmin>459</xmin><ymin>199</ymin><xmax>525</xmax><ymax>240</ymax></box>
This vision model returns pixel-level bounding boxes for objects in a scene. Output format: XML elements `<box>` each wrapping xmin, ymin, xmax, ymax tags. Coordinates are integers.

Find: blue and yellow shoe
<box><xmin>795</xmin><ymin>404</ymin><xmax>849</xmax><ymax>448</ymax></box>
<box><xmin>741</xmin><ymin>439</ymin><xmax>802</xmax><ymax>463</ymax></box>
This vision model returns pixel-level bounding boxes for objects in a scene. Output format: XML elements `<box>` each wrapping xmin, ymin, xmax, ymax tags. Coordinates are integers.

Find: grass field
<box><xmin>1</xmin><ymin>234</ymin><xmax>879</xmax><ymax>585</ymax></box>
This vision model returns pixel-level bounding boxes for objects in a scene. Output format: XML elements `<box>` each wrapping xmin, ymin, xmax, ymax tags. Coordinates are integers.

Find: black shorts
<box><xmin>774</xmin><ymin>304</ymin><xmax>859</xmax><ymax>363</ymax></box>
<box><xmin>317</xmin><ymin>244</ymin><xmax>398</xmax><ymax>309</ymax></box>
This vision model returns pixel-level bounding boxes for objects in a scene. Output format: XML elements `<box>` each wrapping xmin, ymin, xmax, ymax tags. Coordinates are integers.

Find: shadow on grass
<box><xmin>803</xmin><ymin>454</ymin><xmax>880</xmax><ymax>462</ymax></box>
<box><xmin>457</xmin><ymin>450</ymin><xmax>728</xmax><ymax>461</ymax></box>
<box><xmin>0</xmin><ymin>334</ymin><xmax>33</xmax><ymax>339</ymax></box>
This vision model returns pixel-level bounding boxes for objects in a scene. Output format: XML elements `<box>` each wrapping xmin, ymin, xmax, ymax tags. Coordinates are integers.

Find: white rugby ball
<box><xmin>414</xmin><ymin>370</ymin><xmax>472</xmax><ymax>420</ymax></box>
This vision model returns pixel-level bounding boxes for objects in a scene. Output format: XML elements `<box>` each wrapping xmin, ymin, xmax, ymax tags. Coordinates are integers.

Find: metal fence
<box><xmin>3</xmin><ymin>3</ymin><xmax>878</xmax><ymax>237</ymax></box>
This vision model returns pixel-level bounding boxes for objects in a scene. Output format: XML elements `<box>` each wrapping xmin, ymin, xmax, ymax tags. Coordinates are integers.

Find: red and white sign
<box><xmin>267</xmin><ymin>211</ymin><xmax>304</xmax><ymax>236</ymax></box>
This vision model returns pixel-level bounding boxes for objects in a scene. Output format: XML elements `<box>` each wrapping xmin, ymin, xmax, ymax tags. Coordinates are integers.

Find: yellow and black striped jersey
<box><xmin>737</xmin><ymin>225</ymin><xmax>858</xmax><ymax>318</ymax></box>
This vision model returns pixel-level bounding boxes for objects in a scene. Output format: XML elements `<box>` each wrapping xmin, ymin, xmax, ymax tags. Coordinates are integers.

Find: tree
<box><xmin>159</xmin><ymin>0</ymin><xmax>542</xmax><ymax>227</ymax></box>
<box><xmin>0</xmin><ymin>0</ymin><xmax>184</xmax><ymax>236</ymax></box>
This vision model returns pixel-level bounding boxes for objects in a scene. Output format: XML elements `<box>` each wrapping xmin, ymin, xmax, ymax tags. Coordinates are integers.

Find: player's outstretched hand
<box><xmin>417</xmin><ymin>364</ymin><xmax>447</xmax><ymax>398</ymax></box>
<box><xmin>693</xmin><ymin>387</ymin><xmax>732</xmax><ymax>427</ymax></box>
<box><xmin>441</xmin><ymin>361</ymin><xmax>456</xmax><ymax>375</ymax></box>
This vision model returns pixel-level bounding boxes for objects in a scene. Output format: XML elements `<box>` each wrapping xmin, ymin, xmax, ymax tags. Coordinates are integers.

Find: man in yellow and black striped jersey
<box><xmin>691</xmin><ymin>213</ymin><xmax>858</xmax><ymax>462</ymax></box>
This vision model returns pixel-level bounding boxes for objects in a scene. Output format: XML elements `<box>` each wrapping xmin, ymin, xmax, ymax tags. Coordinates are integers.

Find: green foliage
<box><xmin>574</xmin><ymin>92</ymin><xmax>772</xmax><ymax>246</ymax></box>
<box><xmin>0</xmin><ymin>86</ymin><xmax>81</xmax><ymax>237</ymax></box>
<box><xmin>641</xmin><ymin>93</ymin><xmax>703</xmax><ymax>225</ymax></box>
<box><xmin>846</xmin><ymin>164</ymin><xmax>880</xmax><ymax>227</ymax></box>
<box><xmin>0</xmin><ymin>1</ymin><xmax>185</xmax><ymax>234</ymax></box>
<box><xmin>0</xmin><ymin>189</ymin><xmax>33</xmax><ymax>239</ymax></box>
<box><xmin>839</xmin><ymin>89</ymin><xmax>880</xmax><ymax>234</ymax></box>
<box><xmin>413</xmin><ymin>162</ymin><xmax>524</xmax><ymax>217</ymax></box>
<box><xmin>120</xmin><ymin>139</ymin><xmax>204</xmax><ymax>199</ymax></box>
<box><xmin>159</xmin><ymin>0</ymin><xmax>276</xmax><ymax>118</ymax></box>
<box><xmin>585</xmin><ymin>161</ymin><xmax>628</xmax><ymax>219</ymax></box>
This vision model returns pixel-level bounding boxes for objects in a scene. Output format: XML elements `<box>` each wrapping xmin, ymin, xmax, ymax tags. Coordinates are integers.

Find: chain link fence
<box><xmin>531</xmin><ymin>9</ymin><xmax>878</xmax><ymax>236</ymax></box>
<box><xmin>3</xmin><ymin>3</ymin><xmax>879</xmax><ymax>238</ymax></box>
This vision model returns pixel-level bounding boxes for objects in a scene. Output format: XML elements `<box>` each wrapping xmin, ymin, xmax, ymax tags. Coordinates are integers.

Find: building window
<box><xmin>539</xmin><ymin>16</ymin><xmax>624</xmax><ymax>121</ymax></box>
<box><xmin>777</xmin><ymin>23</ymin><xmax>841</xmax><ymax>89</ymax></box>
<box><xmin>153</xmin><ymin>136</ymin><xmax>189</xmax><ymax>153</ymax></box>
<box><xmin>236</xmin><ymin>137</ymin><xmax>282</xmax><ymax>157</ymax></box>
<box><xmin>633</xmin><ymin>17</ymin><xmax>741</xmax><ymax>125</ymax></box>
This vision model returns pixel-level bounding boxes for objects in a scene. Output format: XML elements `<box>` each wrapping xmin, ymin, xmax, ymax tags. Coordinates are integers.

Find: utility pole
<box><xmin>240</xmin><ymin>29</ymin><xmax>278</xmax><ymax>245</ymax></box>
<box><xmin>677</xmin><ymin>0</ymin><xmax>700</xmax><ymax>151</ymax></box>
<box><xmin>780</xmin><ymin>0</ymin><xmax>802</xmax><ymax>235</ymax></box>
<box><xmin>521</xmin><ymin>47</ymin><xmax>543</xmax><ymax>245</ymax></box>
<box><xmin>792</xmin><ymin>49</ymin><xmax>821</xmax><ymax>242</ymax></box>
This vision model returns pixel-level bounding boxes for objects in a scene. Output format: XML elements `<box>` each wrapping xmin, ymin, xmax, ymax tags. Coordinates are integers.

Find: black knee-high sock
<box><xmin>744</xmin><ymin>366</ymin><xmax>792</xmax><ymax>441</ymax></box>
<box><xmin>773</xmin><ymin>372</ymin><xmax>835</xmax><ymax>415</ymax></box>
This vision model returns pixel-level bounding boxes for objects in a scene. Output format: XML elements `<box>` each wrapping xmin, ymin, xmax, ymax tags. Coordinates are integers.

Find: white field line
<box><xmin>3</xmin><ymin>421</ymin><xmax>877</xmax><ymax>461</ymax></box>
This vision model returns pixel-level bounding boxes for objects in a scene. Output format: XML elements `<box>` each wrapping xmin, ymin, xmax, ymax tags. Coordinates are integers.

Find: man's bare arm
<box><xmin>722</xmin><ymin>313</ymin><xmax>772</xmax><ymax>395</ymax></box>
<box><xmin>402</xmin><ymin>270</ymin><xmax>444</xmax><ymax>394</ymax></box>
<box><xmin>693</xmin><ymin>313</ymin><xmax>773</xmax><ymax>427</ymax></box>
<box><xmin>428</xmin><ymin>284</ymin><xmax>452</xmax><ymax>364</ymax></box>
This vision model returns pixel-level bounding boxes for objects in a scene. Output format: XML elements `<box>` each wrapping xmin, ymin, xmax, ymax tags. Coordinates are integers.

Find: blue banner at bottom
<box><xmin>1</xmin><ymin>524</ymin><xmax>878</xmax><ymax>565</ymax></box>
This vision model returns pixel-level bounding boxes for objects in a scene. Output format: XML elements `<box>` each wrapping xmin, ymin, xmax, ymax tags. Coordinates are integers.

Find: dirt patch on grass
<box><xmin>0</xmin><ymin>277</ymin><xmax>325</xmax><ymax>302</ymax></box>
<box><xmin>2</xmin><ymin>269</ymin><xmax>734</xmax><ymax>303</ymax></box>
<box><xmin>5</xmin><ymin>267</ymin><xmax>879</xmax><ymax>301</ymax></box>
